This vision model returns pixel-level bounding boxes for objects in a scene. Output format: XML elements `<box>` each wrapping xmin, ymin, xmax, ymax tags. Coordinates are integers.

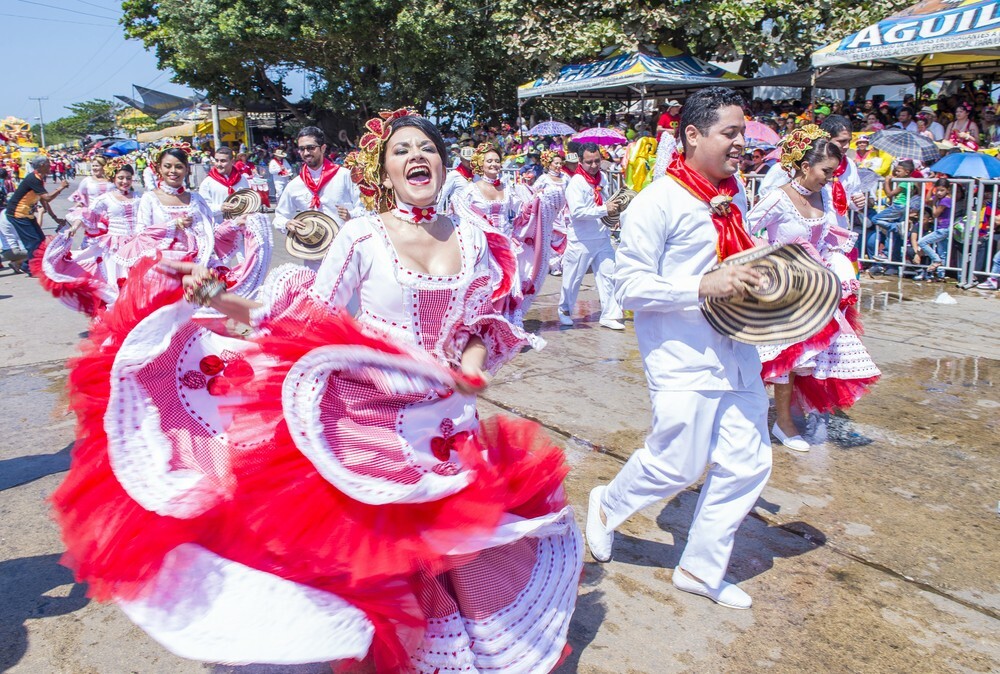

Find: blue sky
<box><xmin>1</xmin><ymin>0</ymin><xmax>306</xmax><ymax>123</ymax></box>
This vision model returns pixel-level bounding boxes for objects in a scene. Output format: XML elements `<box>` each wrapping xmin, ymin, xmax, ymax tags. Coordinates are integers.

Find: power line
<box><xmin>0</xmin><ymin>12</ymin><xmax>114</xmax><ymax>27</ymax></box>
<box><xmin>71</xmin><ymin>0</ymin><xmax>123</xmax><ymax>12</ymax></box>
<box><xmin>64</xmin><ymin>48</ymin><xmax>145</xmax><ymax>103</ymax></box>
<box><xmin>45</xmin><ymin>28</ymin><xmax>120</xmax><ymax>98</ymax></box>
<box><xmin>14</xmin><ymin>0</ymin><xmax>119</xmax><ymax>20</ymax></box>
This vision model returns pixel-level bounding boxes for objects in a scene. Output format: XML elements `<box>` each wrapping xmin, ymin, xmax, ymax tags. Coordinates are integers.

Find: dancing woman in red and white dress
<box><xmin>51</xmin><ymin>110</ymin><xmax>580</xmax><ymax>672</ymax></box>
<box><xmin>66</xmin><ymin>156</ymin><xmax>116</xmax><ymax>246</ymax></box>
<box><xmin>533</xmin><ymin>151</ymin><xmax>571</xmax><ymax>275</ymax></box>
<box><xmin>748</xmin><ymin>126</ymin><xmax>880</xmax><ymax>452</ymax></box>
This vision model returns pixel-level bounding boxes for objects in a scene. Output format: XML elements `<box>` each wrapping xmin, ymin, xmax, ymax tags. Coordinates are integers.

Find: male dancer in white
<box><xmin>586</xmin><ymin>87</ymin><xmax>772</xmax><ymax>609</ymax></box>
<box><xmin>198</xmin><ymin>146</ymin><xmax>251</xmax><ymax>224</ymax></box>
<box><xmin>267</xmin><ymin>148</ymin><xmax>293</xmax><ymax>200</ymax></box>
<box><xmin>557</xmin><ymin>143</ymin><xmax>625</xmax><ymax>330</ymax></box>
<box><xmin>437</xmin><ymin>146</ymin><xmax>475</xmax><ymax>213</ymax></box>
<box><xmin>273</xmin><ymin>126</ymin><xmax>364</xmax><ymax>268</ymax></box>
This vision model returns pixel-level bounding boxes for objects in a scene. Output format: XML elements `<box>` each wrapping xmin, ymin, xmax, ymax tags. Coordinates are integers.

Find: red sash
<box><xmin>575</xmin><ymin>166</ymin><xmax>603</xmax><ymax>205</ymax></box>
<box><xmin>666</xmin><ymin>153</ymin><xmax>754</xmax><ymax>261</ymax></box>
<box><xmin>207</xmin><ymin>168</ymin><xmax>242</xmax><ymax>195</ymax></box>
<box><xmin>831</xmin><ymin>158</ymin><xmax>849</xmax><ymax>216</ymax></box>
<box><xmin>301</xmin><ymin>160</ymin><xmax>339</xmax><ymax>209</ymax></box>
<box><xmin>455</xmin><ymin>163</ymin><xmax>474</xmax><ymax>181</ymax></box>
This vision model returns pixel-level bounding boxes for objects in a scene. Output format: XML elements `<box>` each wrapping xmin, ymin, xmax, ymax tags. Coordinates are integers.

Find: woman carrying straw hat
<box><xmin>51</xmin><ymin>110</ymin><xmax>579</xmax><ymax>672</ymax></box>
<box><xmin>748</xmin><ymin>125</ymin><xmax>880</xmax><ymax>452</ymax></box>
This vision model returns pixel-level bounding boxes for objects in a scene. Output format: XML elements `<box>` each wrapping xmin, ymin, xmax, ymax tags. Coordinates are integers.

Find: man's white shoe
<box><xmin>599</xmin><ymin>318</ymin><xmax>625</xmax><ymax>331</ymax></box>
<box><xmin>772</xmin><ymin>423</ymin><xmax>810</xmax><ymax>452</ymax></box>
<box><xmin>558</xmin><ymin>309</ymin><xmax>574</xmax><ymax>326</ymax></box>
<box><xmin>585</xmin><ymin>486</ymin><xmax>614</xmax><ymax>562</ymax></box>
<box><xmin>672</xmin><ymin>569</ymin><xmax>752</xmax><ymax>609</ymax></box>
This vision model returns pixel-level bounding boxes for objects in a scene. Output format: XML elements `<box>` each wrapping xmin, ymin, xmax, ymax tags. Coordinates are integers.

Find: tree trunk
<box><xmin>255</xmin><ymin>64</ymin><xmax>310</xmax><ymax>125</ymax></box>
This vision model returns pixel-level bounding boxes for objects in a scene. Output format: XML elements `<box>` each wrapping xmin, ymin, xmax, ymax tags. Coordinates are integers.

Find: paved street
<box><xmin>1</xmin><ymin>179</ymin><xmax>998</xmax><ymax>673</ymax></box>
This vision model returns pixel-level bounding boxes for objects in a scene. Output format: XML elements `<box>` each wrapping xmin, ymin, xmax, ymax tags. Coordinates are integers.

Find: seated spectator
<box><xmin>867</xmin><ymin>160</ymin><xmax>917</xmax><ymax>264</ymax></box>
<box><xmin>891</xmin><ymin>106</ymin><xmax>918</xmax><ymax>132</ymax></box>
<box><xmin>912</xmin><ymin>178</ymin><xmax>960</xmax><ymax>281</ymax></box>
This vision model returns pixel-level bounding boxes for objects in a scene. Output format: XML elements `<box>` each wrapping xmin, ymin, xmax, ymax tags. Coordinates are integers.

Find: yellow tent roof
<box><xmin>137</xmin><ymin>112</ymin><xmax>244</xmax><ymax>143</ymax></box>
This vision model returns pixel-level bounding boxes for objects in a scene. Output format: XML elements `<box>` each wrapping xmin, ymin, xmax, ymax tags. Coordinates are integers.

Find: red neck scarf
<box><xmin>455</xmin><ymin>163</ymin><xmax>474</xmax><ymax>181</ymax></box>
<box><xmin>831</xmin><ymin>158</ymin><xmax>849</xmax><ymax>216</ymax></box>
<box><xmin>300</xmin><ymin>159</ymin><xmax>339</xmax><ymax>209</ymax></box>
<box><xmin>666</xmin><ymin>153</ymin><xmax>753</xmax><ymax>261</ymax></box>
<box><xmin>562</xmin><ymin>165</ymin><xmax>576</xmax><ymax>177</ymax></box>
<box><xmin>575</xmin><ymin>166</ymin><xmax>603</xmax><ymax>205</ymax></box>
<box><xmin>207</xmin><ymin>167</ymin><xmax>242</xmax><ymax>195</ymax></box>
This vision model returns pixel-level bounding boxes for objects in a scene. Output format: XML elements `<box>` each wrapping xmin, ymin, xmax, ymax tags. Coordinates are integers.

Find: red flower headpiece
<box><xmin>346</xmin><ymin>108</ymin><xmax>420</xmax><ymax>211</ymax></box>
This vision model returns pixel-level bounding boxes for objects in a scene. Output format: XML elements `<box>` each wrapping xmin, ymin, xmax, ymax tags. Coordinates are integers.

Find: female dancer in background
<box><xmin>533</xmin><ymin>150</ymin><xmax>570</xmax><ymax>276</ymax></box>
<box><xmin>66</xmin><ymin>155</ymin><xmax>115</xmax><ymax>247</ymax></box>
<box><xmin>748</xmin><ymin>126</ymin><xmax>880</xmax><ymax>452</ymax></box>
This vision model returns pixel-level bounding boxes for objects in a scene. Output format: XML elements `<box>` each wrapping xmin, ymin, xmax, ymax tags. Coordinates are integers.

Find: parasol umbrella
<box><xmin>527</xmin><ymin>120</ymin><xmax>576</xmax><ymax>136</ymax></box>
<box><xmin>745</xmin><ymin>121</ymin><xmax>780</xmax><ymax>149</ymax></box>
<box><xmin>572</xmin><ymin>127</ymin><xmax>628</xmax><ymax>146</ymax></box>
<box><xmin>868</xmin><ymin>129</ymin><xmax>941</xmax><ymax>164</ymax></box>
<box><xmin>928</xmin><ymin>152</ymin><xmax>1000</xmax><ymax>179</ymax></box>
<box><xmin>105</xmin><ymin>139</ymin><xmax>140</xmax><ymax>157</ymax></box>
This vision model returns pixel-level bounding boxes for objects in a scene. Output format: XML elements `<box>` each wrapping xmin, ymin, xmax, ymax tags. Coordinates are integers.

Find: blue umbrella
<box><xmin>105</xmin><ymin>139</ymin><xmax>140</xmax><ymax>157</ymax></box>
<box><xmin>527</xmin><ymin>120</ymin><xmax>576</xmax><ymax>136</ymax></box>
<box><xmin>928</xmin><ymin>152</ymin><xmax>1000</xmax><ymax>179</ymax></box>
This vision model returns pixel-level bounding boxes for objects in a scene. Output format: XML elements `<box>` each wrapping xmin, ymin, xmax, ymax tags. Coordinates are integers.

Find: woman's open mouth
<box><xmin>406</xmin><ymin>166</ymin><xmax>431</xmax><ymax>185</ymax></box>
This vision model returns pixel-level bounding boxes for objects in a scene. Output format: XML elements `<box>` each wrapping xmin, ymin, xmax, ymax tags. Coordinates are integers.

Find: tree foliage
<box><xmin>33</xmin><ymin>99</ymin><xmax>122</xmax><ymax>145</ymax></box>
<box><xmin>499</xmin><ymin>0</ymin><xmax>913</xmax><ymax>77</ymax></box>
<box><xmin>120</xmin><ymin>0</ymin><xmax>912</xmax><ymax>127</ymax></box>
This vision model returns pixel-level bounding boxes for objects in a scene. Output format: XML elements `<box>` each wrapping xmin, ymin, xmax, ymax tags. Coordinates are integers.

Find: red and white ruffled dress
<box><xmin>748</xmin><ymin>187</ymin><xmax>880</xmax><ymax>412</ymax></box>
<box><xmin>36</xmin><ymin>191</ymin><xmax>270</xmax><ymax>316</ymax></box>
<box><xmin>66</xmin><ymin>176</ymin><xmax>116</xmax><ymax>245</ymax></box>
<box><xmin>532</xmin><ymin>173</ymin><xmax>571</xmax><ymax>274</ymax></box>
<box><xmin>506</xmin><ymin>181</ymin><xmax>564</xmax><ymax>321</ymax></box>
<box><xmin>52</xmin><ymin>213</ymin><xmax>582</xmax><ymax>672</ymax></box>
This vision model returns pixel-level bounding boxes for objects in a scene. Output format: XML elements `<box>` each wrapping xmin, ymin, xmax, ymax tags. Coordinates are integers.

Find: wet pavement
<box><xmin>1</xmin><ymin>184</ymin><xmax>998</xmax><ymax>672</ymax></box>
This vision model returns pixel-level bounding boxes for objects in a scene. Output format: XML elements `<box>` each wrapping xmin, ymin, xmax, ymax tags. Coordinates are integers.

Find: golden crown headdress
<box><xmin>779</xmin><ymin>125</ymin><xmax>830</xmax><ymax>170</ymax></box>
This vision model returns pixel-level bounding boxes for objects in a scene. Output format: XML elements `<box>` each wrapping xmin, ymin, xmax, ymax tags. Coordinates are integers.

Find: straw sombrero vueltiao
<box><xmin>222</xmin><ymin>188</ymin><xmax>262</xmax><ymax>217</ymax></box>
<box><xmin>701</xmin><ymin>243</ymin><xmax>841</xmax><ymax>345</ymax></box>
<box><xmin>286</xmin><ymin>210</ymin><xmax>339</xmax><ymax>260</ymax></box>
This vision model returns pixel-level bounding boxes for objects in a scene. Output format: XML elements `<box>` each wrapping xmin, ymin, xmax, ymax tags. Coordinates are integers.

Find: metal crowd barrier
<box><xmin>741</xmin><ymin>172</ymin><xmax>1000</xmax><ymax>287</ymax></box>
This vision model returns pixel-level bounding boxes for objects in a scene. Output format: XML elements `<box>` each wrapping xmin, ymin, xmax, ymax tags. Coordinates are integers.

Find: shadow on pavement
<box><xmin>605</xmin><ymin>490</ymin><xmax>823</xmax><ymax>584</ymax></box>
<box><xmin>0</xmin><ymin>553</ymin><xmax>89</xmax><ymax>672</ymax></box>
<box><xmin>0</xmin><ymin>442</ymin><xmax>72</xmax><ymax>492</ymax></box>
<box><xmin>555</xmin><ymin>563</ymin><xmax>606</xmax><ymax>673</ymax></box>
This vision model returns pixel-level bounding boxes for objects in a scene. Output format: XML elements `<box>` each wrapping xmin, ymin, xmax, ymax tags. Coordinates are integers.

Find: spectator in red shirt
<box><xmin>655</xmin><ymin>100</ymin><xmax>682</xmax><ymax>140</ymax></box>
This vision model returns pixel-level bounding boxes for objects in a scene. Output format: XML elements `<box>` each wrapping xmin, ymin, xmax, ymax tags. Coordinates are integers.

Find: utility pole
<box><xmin>29</xmin><ymin>96</ymin><xmax>48</xmax><ymax>148</ymax></box>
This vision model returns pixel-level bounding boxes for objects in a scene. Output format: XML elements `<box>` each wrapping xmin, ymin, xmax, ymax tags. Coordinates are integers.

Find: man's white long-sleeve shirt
<box><xmin>565</xmin><ymin>173</ymin><xmax>610</xmax><ymax>242</ymax></box>
<box><xmin>614</xmin><ymin>175</ymin><xmax>760</xmax><ymax>392</ymax></box>
<box><xmin>198</xmin><ymin>172</ymin><xmax>251</xmax><ymax>224</ymax></box>
<box><xmin>272</xmin><ymin>166</ymin><xmax>364</xmax><ymax>231</ymax></box>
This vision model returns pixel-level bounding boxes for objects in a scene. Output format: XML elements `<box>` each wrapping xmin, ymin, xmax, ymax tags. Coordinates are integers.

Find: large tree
<box><xmin>498</xmin><ymin>0</ymin><xmax>913</xmax><ymax>78</ymax></box>
<box><xmin>121</xmin><ymin>0</ymin><xmax>527</xmax><ymax>125</ymax></box>
<box><xmin>32</xmin><ymin>99</ymin><xmax>122</xmax><ymax>145</ymax></box>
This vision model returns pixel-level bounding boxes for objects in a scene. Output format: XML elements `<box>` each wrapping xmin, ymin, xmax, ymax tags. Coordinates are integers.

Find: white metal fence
<box><xmin>743</xmin><ymin>172</ymin><xmax>1000</xmax><ymax>287</ymax></box>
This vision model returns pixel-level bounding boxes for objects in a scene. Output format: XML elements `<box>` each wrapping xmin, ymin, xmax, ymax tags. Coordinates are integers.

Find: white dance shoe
<box><xmin>671</xmin><ymin>569</ymin><xmax>753</xmax><ymax>609</ymax></box>
<box><xmin>585</xmin><ymin>486</ymin><xmax>614</xmax><ymax>562</ymax></box>
<box><xmin>599</xmin><ymin>318</ymin><xmax>625</xmax><ymax>331</ymax></box>
<box><xmin>557</xmin><ymin>309</ymin><xmax>574</xmax><ymax>326</ymax></box>
<box><xmin>772</xmin><ymin>423</ymin><xmax>810</xmax><ymax>452</ymax></box>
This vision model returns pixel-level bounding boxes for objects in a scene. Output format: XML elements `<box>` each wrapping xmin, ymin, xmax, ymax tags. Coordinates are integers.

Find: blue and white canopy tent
<box><xmin>812</xmin><ymin>0</ymin><xmax>1000</xmax><ymax>84</ymax></box>
<box><xmin>517</xmin><ymin>45</ymin><xmax>744</xmax><ymax>102</ymax></box>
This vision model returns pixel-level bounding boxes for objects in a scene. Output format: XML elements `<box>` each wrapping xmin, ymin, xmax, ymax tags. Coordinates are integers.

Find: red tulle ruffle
<box><xmin>50</xmin><ymin>255</ymin><xmax>207</xmax><ymax>602</ymax></box>
<box><xmin>30</xmin><ymin>236</ymin><xmax>109</xmax><ymax>317</ymax></box>
<box><xmin>760</xmin><ymin>317</ymin><xmax>839</xmax><ymax>381</ymax></box>
<box><xmin>793</xmin><ymin>374</ymin><xmax>880</xmax><ymax>413</ymax></box>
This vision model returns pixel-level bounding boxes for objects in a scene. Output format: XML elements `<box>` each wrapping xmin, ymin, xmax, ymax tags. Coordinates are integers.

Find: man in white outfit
<box><xmin>273</xmin><ymin>126</ymin><xmax>365</xmax><ymax>268</ymax></box>
<box><xmin>557</xmin><ymin>143</ymin><xmax>625</xmax><ymax>330</ymax></box>
<box><xmin>437</xmin><ymin>147</ymin><xmax>475</xmax><ymax>213</ymax></box>
<box><xmin>585</xmin><ymin>87</ymin><xmax>772</xmax><ymax>609</ymax></box>
<box><xmin>198</xmin><ymin>146</ymin><xmax>251</xmax><ymax>224</ymax></box>
<box><xmin>267</xmin><ymin>148</ymin><xmax>294</xmax><ymax>200</ymax></box>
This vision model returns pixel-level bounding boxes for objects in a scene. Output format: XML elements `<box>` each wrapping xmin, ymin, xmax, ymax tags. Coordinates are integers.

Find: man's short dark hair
<box><xmin>215</xmin><ymin>146</ymin><xmax>234</xmax><ymax>159</ymax></box>
<box><xmin>678</xmin><ymin>87</ymin><xmax>746</xmax><ymax>152</ymax></box>
<box><xmin>297</xmin><ymin>126</ymin><xmax>327</xmax><ymax>147</ymax></box>
<box><xmin>579</xmin><ymin>142</ymin><xmax>600</xmax><ymax>156</ymax></box>
<box><xmin>820</xmin><ymin>114</ymin><xmax>852</xmax><ymax>137</ymax></box>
